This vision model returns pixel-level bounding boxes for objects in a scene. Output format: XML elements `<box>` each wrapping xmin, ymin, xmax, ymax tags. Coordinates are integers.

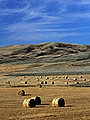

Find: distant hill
<box><xmin>0</xmin><ymin>42</ymin><xmax>90</xmax><ymax>74</ymax></box>
<box><xmin>0</xmin><ymin>42</ymin><xmax>90</xmax><ymax>64</ymax></box>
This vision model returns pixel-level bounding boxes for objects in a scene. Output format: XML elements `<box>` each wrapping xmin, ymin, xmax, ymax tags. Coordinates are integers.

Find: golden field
<box><xmin>0</xmin><ymin>73</ymin><xmax>90</xmax><ymax>120</ymax></box>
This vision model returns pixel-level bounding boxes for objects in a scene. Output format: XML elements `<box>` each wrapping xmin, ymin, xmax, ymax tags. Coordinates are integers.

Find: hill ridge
<box><xmin>0</xmin><ymin>42</ymin><xmax>90</xmax><ymax>64</ymax></box>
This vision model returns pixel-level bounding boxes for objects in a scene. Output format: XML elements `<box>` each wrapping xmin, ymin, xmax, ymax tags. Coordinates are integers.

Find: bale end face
<box><xmin>58</xmin><ymin>98</ymin><xmax>65</xmax><ymax>107</ymax></box>
<box><xmin>28</xmin><ymin>99</ymin><xmax>36</xmax><ymax>108</ymax></box>
<box><xmin>44</xmin><ymin>81</ymin><xmax>47</xmax><ymax>84</ymax></box>
<box><xmin>51</xmin><ymin>82</ymin><xmax>54</xmax><ymax>85</ymax></box>
<box><xmin>31</xmin><ymin>96</ymin><xmax>41</xmax><ymax>105</ymax></box>
<box><xmin>35</xmin><ymin>96</ymin><xmax>41</xmax><ymax>105</ymax></box>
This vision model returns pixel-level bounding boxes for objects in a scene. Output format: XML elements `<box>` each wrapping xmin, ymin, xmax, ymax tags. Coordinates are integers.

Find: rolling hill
<box><xmin>0</xmin><ymin>42</ymin><xmax>90</xmax><ymax>74</ymax></box>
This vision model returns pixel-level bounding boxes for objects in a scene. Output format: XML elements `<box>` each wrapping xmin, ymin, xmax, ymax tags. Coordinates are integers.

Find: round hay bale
<box><xmin>52</xmin><ymin>98</ymin><xmax>65</xmax><ymax>107</ymax></box>
<box><xmin>31</xmin><ymin>96</ymin><xmax>41</xmax><ymax>105</ymax></box>
<box><xmin>83</xmin><ymin>78</ymin><xmax>86</xmax><ymax>81</ymax></box>
<box><xmin>40</xmin><ymin>81</ymin><xmax>44</xmax><ymax>84</ymax></box>
<box><xmin>51</xmin><ymin>77</ymin><xmax>54</xmax><ymax>79</ymax></box>
<box><xmin>23</xmin><ymin>98</ymin><xmax>36</xmax><ymax>108</ymax></box>
<box><xmin>36</xmin><ymin>78</ymin><xmax>39</xmax><ymax>81</ymax></box>
<box><xmin>37</xmin><ymin>83</ymin><xmax>42</xmax><ymax>88</ymax></box>
<box><xmin>55</xmin><ymin>76</ymin><xmax>57</xmax><ymax>78</ymax></box>
<box><xmin>40</xmin><ymin>76</ymin><xmax>42</xmax><ymax>78</ymax></box>
<box><xmin>63</xmin><ymin>76</ymin><xmax>65</xmax><ymax>78</ymax></box>
<box><xmin>65</xmin><ymin>77</ymin><xmax>68</xmax><ymax>79</ymax></box>
<box><xmin>23</xmin><ymin>76</ymin><xmax>26</xmax><ymax>78</ymax></box>
<box><xmin>44</xmin><ymin>81</ymin><xmax>47</xmax><ymax>84</ymax></box>
<box><xmin>51</xmin><ymin>82</ymin><xmax>54</xmax><ymax>85</ymax></box>
<box><xmin>75</xmin><ymin>81</ymin><xmax>79</xmax><ymax>84</ymax></box>
<box><xmin>55</xmin><ymin>98</ymin><xmax>65</xmax><ymax>107</ymax></box>
<box><xmin>21</xmin><ymin>81</ymin><xmax>27</xmax><ymax>84</ymax></box>
<box><xmin>73</xmin><ymin>78</ymin><xmax>77</xmax><ymax>81</ymax></box>
<box><xmin>5</xmin><ymin>81</ymin><xmax>10</xmax><ymax>85</ymax></box>
<box><xmin>25</xmin><ymin>81</ymin><xmax>27</xmax><ymax>84</ymax></box>
<box><xmin>27</xmin><ymin>99</ymin><xmax>36</xmax><ymax>108</ymax></box>
<box><xmin>46</xmin><ymin>77</ymin><xmax>49</xmax><ymax>79</ymax></box>
<box><xmin>59</xmin><ymin>76</ymin><xmax>61</xmax><ymax>78</ymax></box>
<box><xmin>65</xmin><ymin>82</ymin><xmax>68</xmax><ymax>85</ymax></box>
<box><xmin>79</xmin><ymin>75</ymin><xmax>83</xmax><ymax>78</ymax></box>
<box><xmin>18</xmin><ymin>90</ymin><xmax>25</xmax><ymax>96</ymax></box>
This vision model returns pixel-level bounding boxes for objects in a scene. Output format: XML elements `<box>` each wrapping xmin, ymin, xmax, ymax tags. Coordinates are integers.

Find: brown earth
<box><xmin>0</xmin><ymin>86</ymin><xmax>90</xmax><ymax>120</ymax></box>
<box><xmin>0</xmin><ymin>73</ymin><xmax>90</xmax><ymax>120</ymax></box>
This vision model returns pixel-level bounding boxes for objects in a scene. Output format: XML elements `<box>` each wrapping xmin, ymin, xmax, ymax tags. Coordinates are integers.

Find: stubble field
<box><xmin>0</xmin><ymin>74</ymin><xmax>90</xmax><ymax>120</ymax></box>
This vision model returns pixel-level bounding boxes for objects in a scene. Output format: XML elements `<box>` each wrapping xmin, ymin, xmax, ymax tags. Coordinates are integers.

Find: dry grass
<box><xmin>0</xmin><ymin>86</ymin><xmax>90</xmax><ymax>120</ymax></box>
<box><xmin>0</xmin><ymin>62</ymin><xmax>90</xmax><ymax>119</ymax></box>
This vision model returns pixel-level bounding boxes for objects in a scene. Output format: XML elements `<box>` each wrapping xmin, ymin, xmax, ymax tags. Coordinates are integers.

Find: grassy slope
<box><xmin>0</xmin><ymin>42</ymin><xmax>90</xmax><ymax>74</ymax></box>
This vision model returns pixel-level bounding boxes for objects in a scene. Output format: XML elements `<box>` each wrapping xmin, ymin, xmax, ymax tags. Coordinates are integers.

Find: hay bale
<box><xmin>21</xmin><ymin>81</ymin><xmax>27</xmax><ymax>84</ymax></box>
<box><xmin>51</xmin><ymin>82</ymin><xmax>54</xmax><ymax>85</ymax></box>
<box><xmin>23</xmin><ymin>98</ymin><xmax>36</xmax><ymax>108</ymax></box>
<box><xmin>65</xmin><ymin>77</ymin><xmax>68</xmax><ymax>79</ymax></box>
<box><xmin>73</xmin><ymin>78</ymin><xmax>77</xmax><ymax>81</ymax></box>
<box><xmin>18</xmin><ymin>90</ymin><xmax>25</xmax><ymax>96</ymax></box>
<box><xmin>58</xmin><ymin>76</ymin><xmax>61</xmax><ymax>78</ymax></box>
<box><xmin>40</xmin><ymin>81</ymin><xmax>44</xmax><ymax>84</ymax></box>
<box><xmin>5</xmin><ymin>81</ymin><xmax>10</xmax><ymax>85</ymax></box>
<box><xmin>36</xmin><ymin>78</ymin><xmax>39</xmax><ymax>81</ymax></box>
<box><xmin>63</xmin><ymin>76</ymin><xmax>65</xmax><ymax>78</ymax></box>
<box><xmin>37</xmin><ymin>83</ymin><xmax>42</xmax><ymax>88</ymax></box>
<box><xmin>46</xmin><ymin>77</ymin><xmax>49</xmax><ymax>79</ymax></box>
<box><xmin>44</xmin><ymin>81</ymin><xmax>47</xmax><ymax>84</ymax></box>
<box><xmin>83</xmin><ymin>78</ymin><xmax>86</xmax><ymax>81</ymax></box>
<box><xmin>55</xmin><ymin>76</ymin><xmax>57</xmax><ymax>78</ymax></box>
<box><xmin>31</xmin><ymin>96</ymin><xmax>41</xmax><ymax>105</ymax></box>
<box><xmin>65</xmin><ymin>82</ymin><xmax>68</xmax><ymax>85</ymax></box>
<box><xmin>75</xmin><ymin>81</ymin><xmax>79</xmax><ymax>84</ymax></box>
<box><xmin>23</xmin><ymin>76</ymin><xmax>26</xmax><ymax>78</ymax></box>
<box><xmin>55</xmin><ymin>98</ymin><xmax>65</xmax><ymax>107</ymax></box>
<box><xmin>40</xmin><ymin>76</ymin><xmax>42</xmax><ymax>78</ymax></box>
<box><xmin>52</xmin><ymin>98</ymin><xmax>65</xmax><ymax>107</ymax></box>
<box><xmin>79</xmin><ymin>75</ymin><xmax>83</xmax><ymax>78</ymax></box>
<box><xmin>51</xmin><ymin>77</ymin><xmax>54</xmax><ymax>79</ymax></box>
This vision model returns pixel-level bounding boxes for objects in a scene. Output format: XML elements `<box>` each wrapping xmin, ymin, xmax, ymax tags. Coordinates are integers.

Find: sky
<box><xmin>0</xmin><ymin>0</ymin><xmax>90</xmax><ymax>47</ymax></box>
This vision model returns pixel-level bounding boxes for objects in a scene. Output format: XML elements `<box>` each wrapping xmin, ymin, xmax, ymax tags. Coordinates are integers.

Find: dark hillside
<box><xmin>0</xmin><ymin>42</ymin><xmax>90</xmax><ymax>64</ymax></box>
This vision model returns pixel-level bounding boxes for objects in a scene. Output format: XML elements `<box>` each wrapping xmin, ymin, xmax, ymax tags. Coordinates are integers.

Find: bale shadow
<box><xmin>41</xmin><ymin>103</ymin><xmax>50</xmax><ymax>105</ymax></box>
<box><xmin>25</xmin><ymin>94</ymin><xmax>31</xmax><ymax>96</ymax></box>
<box><xmin>65</xmin><ymin>105</ymin><xmax>73</xmax><ymax>107</ymax></box>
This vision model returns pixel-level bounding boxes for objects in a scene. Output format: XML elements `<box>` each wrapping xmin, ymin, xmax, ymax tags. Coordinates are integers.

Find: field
<box><xmin>0</xmin><ymin>74</ymin><xmax>90</xmax><ymax>120</ymax></box>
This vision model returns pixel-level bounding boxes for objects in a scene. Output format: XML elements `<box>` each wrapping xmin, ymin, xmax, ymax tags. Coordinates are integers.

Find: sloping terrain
<box><xmin>0</xmin><ymin>42</ymin><xmax>90</xmax><ymax>74</ymax></box>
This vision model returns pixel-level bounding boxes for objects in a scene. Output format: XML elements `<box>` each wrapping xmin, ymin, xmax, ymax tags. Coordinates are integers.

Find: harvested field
<box><xmin>0</xmin><ymin>86</ymin><xmax>90</xmax><ymax>120</ymax></box>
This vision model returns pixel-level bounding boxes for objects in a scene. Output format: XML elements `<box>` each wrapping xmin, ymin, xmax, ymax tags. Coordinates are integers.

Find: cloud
<box><xmin>0</xmin><ymin>0</ymin><xmax>90</xmax><ymax>46</ymax></box>
<box><xmin>0</xmin><ymin>0</ymin><xmax>30</xmax><ymax>16</ymax></box>
<box><xmin>79</xmin><ymin>0</ymin><xmax>90</xmax><ymax>4</ymax></box>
